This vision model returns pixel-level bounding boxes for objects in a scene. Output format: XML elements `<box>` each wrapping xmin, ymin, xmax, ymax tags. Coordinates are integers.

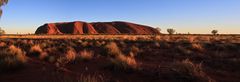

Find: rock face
<box><xmin>35</xmin><ymin>21</ymin><xmax>160</xmax><ymax>34</ymax></box>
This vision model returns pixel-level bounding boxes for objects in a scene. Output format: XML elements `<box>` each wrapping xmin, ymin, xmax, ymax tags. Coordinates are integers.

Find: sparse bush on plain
<box><xmin>156</xmin><ymin>27</ymin><xmax>161</xmax><ymax>33</ymax></box>
<box><xmin>0</xmin><ymin>42</ymin><xmax>6</xmax><ymax>47</ymax></box>
<box><xmin>211</xmin><ymin>30</ymin><xmax>218</xmax><ymax>35</ymax></box>
<box><xmin>130</xmin><ymin>45</ymin><xmax>140</xmax><ymax>54</ymax></box>
<box><xmin>78</xmin><ymin>73</ymin><xmax>104</xmax><ymax>82</ymax></box>
<box><xmin>170</xmin><ymin>59</ymin><xmax>215</xmax><ymax>82</ymax></box>
<box><xmin>110</xmin><ymin>54</ymin><xmax>138</xmax><ymax>70</ymax></box>
<box><xmin>0</xmin><ymin>45</ymin><xmax>27</xmax><ymax>71</ymax></box>
<box><xmin>81</xmin><ymin>41</ymin><xmax>89</xmax><ymax>47</ymax></box>
<box><xmin>65</xmin><ymin>47</ymin><xmax>76</xmax><ymax>62</ymax></box>
<box><xmin>105</xmin><ymin>42</ymin><xmax>122</xmax><ymax>57</ymax></box>
<box><xmin>191</xmin><ymin>43</ymin><xmax>204</xmax><ymax>52</ymax></box>
<box><xmin>29</xmin><ymin>44</ymin><xmax>48</xmax><ymax>60</ymax></box>
<box><xmin>0</xmin><ymin>27</ymin><xmax>6</xmax><ymax>35</ymax></box>
<box><xmin>105</xmin><ymin>42</ymin><xmax>138</xmax><ymax>70</ymax></box>
<box><xmin>77</xmin><ymin>49</ymin><xmax>94</xmax><ymax>61</ymax></box>
<box><xmin>49</xmin><ymin>72</ymin><xmax>105</xmax><ymax>82</ymax></box>
<box><xmin>187</xmin><ymin>36</ymin><xmax>196</xmax><ymax>43</ymax></box>
<box><xmin>55</xmin><ymin>47</ymin><xmax>77</xmax><ymax>67</ymax></box>
<box><xmin>167</xmin><ymin>28</ymin><xmax>176</xmax><ymax>35</ymax></box>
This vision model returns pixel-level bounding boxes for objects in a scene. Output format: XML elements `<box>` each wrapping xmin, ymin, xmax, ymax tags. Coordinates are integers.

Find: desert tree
<box><xmin>211</xmin><ymin>30</ymin><xmax>218</xmax><ymax>35</ymax></box>
<box><xmin>167</xmin><ymin>28</ymin><xmax>175</xmax><ymax>35</ymax></box>
<box><xmin>0</xmin><ymin>0</ymin><xmax>8</xmax><ymax>17</ymax></box>
<box><xmin>0</xmin><ymin>27</ymin><xmax>5</xmax><ymax>35</ymax></box>
<box><xmin>0</xmin><ymin>0</ymin><xmax>8</xmax><ymax>35</ymax></box>
<box><xmin>156</xmin><ymin>27</ymin><xmax>161</xmax><ymax>33</ymax></box>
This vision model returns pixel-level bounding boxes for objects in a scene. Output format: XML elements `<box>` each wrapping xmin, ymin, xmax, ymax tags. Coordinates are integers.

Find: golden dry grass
<box><xmin>105</xmin><ymin>42</ymin><xmax>122</xmax><ymax>57</ymax></box>
<box><xmin>0</xmin><ymin>45</ymin><xmax>27</xmax><ymax>71</ymax></box>
<box><xmin>111</xmin><ymin>54</ymin><xmax>138</xmax><ymax>69</ymax></box>
<box><xmin>105</xmin><ymin>42</ymin><xmax>138</xmax><ymax>70</ymax></box>
<box><xmin>78</xmin><ymin>49</ymin><xmax>94</xmax><ymax>61</ymax></box>
<box><xmin>171</xmin><ymin>59</ymin><xmax>215</xmax><ymax>82</ymax></box>
<box><xmin>0</xmin><ymin>42</ymin><xmax>6</xmax><ymax>47</ymax></box>
<box><xmin>30</xmin><ymin>44</ymin><xmax>48</xmax><ymax>59</ymax></box>
<box><xmin>65</xmin><ymin>47</ymin><xmax>77</xmax><ymax>62</ymax></box>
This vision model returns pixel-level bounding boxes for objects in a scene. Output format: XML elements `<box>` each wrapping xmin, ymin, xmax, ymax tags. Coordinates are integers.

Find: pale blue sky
<box><xmin>0</xmin><ymin>0</ymin><xmax>239</xmax><ymax>34</ymax></box>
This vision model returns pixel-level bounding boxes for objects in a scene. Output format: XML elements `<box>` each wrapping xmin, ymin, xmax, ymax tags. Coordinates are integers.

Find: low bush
<box><xmin>109</xmin><ymin>53</ymin><xmax>138</xmax><ymax>71</ymax></box>
<box><xmin>104</xmin><ymin>42</ymin><xmax>122</xmax><ymax>57</ymax></box>
<box><xmin>170</xmin><ymin>59</ymin><xmax>215</xmax><ymax>82</ymax></box>
<box><xmin>29</xmin><ymin>44</ymin><xmax>48</xmax><ymax>60</ymax></box>
<box><xmin>0</xmin><ymin>45</ymin><xmax>27</xmax><ymax>72</ymax></box>
<box><xmin>77</xmin><ymin>49</ymin><xmax>94</xmax><ymax>61</ymax></box>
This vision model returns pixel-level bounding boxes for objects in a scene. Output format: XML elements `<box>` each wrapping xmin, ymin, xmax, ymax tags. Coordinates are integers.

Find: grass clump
<box><xmin>29</xmin><ymin>44</ymin><xmax>48</xmax><ymax>60</ymax></box>
<box><xmin>55</xmin><ymin>47</ymin><xmax>77</xmax><ymax>67</ymax></box>
<box><xmin>104</xmin><ymin>42</ymin><xmax>122</xmax><ymax>57</ymax></box>
<box><xmin>170</xmin><ymin>59</ymin><xmax>215</xmax><ymax>82</ymax></box>
<box><xmin>0</xmin><ymin>45</ymin><xmax>27</xmax><ymax>72</ymax></box>
<box><xmin>77</xmin><ymin>73</ymin><xmax>104</xmax><ymax>82</ymax></box>
<box><xmin>191</xmin><ymin>43</ymin><xmax>204</xmax><ymax>52</ymax></box>
<box><xmin>0</xmin><ymin>42</ymin><xmax>6</xmax><ymax>47</ymax></box>
<box><xmin>77</xmin><ymin>49</ymin><xmax>94</xmax><ymax>61</ymax></box>
<box><xmin>110</xmin><ymin>54</ymin><xmax>137</xmax><ymax>70</ymax></box>
<box><xmin>49</xmin><ymin>72</ymin><xmax>105</xmax><ymax>82</ymax></box>
<box><xmin>105</xmin><ymin>42</ymin><xmax>138</xmax><ymax>70</ymax></box>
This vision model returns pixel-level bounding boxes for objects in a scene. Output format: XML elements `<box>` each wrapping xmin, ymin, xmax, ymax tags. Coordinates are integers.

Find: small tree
<box><xmin>156</xmin><ymin>27</ymin><xmax>161</xmax><ymax>33</ymax></box>
<box><xmin>0</xmin><ymin>0</ymin><xmax>8</xmax><ymax>17</ymax></box>
<box><xmin>211</xmin><ymin>30</ymin><xmax>218</xmax><ymax>35</ymax></box>
<box><xmin>167</xmin><ymin>28</ymin><xmax>175</xmax><ymax>35</ymax></box>
<box><xmin>0</xmin><ymin>27</ymin><xmax>5</xmax><ymax>35</ymax></box>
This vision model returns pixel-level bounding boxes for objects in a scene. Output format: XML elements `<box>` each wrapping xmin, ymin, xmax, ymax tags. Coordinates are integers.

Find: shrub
<box><xmin>78</xmin><ymin>73</ymin><xmax>104</xmax><ymax>82</ymax></box>
<box><xmin>191</xmin><ymin>43</ymin><xmax>204</xmax><ymax>52</ymax></box>
<box><xmin>95</xmin><ymin>41</ymin><xmax>103</xmax><ymax>47</ymax></box>
<box><xmin>48</xmin><ymin>72</ymin><xmax>105</xmax><ymax>82</ymax></box>
<box><xmin>55</xmin><ymin>47</ymin><xmax>77</xmax><ymax>67</ymax></box>
<box><xmin>78</xmin><ymin>49</ymin><xmax>94</xmax><ymax>61</ymax></box>
<box><xmin>81</xmin><ymin>41</ymin><xmax>89</xmax><ymax>47</ymax></box>
<box><xmin>156</xmin><ymin>27</ymin><xmax>161</xmax><ymax>33</ymax></box>
<box><xmin>129</xmin><ymin>45</ymin><xmax>140</xmax><ymax>57</ymax></box>
<box><xmin>167</xmin><ymin>28</ymin><xmax>176</xmax><ymax>35</ymax></box>
<box><xmin>170</xmin><ymin>59</ymin><xmax>215</xmax><ymax>82</ymax></box>
<box><xmin>211</xmin><ymin>30</ymin><xmax>218</xmax><ymax>35</ymax></box>
<box><xmin>187</xmin><ymin>36</ymin><xmax>196</xmax><ymax>43</ymax></box>
<box><xmin>65</xmin><ymin>47</ymin><xmax>76</xmax><ymax>62</ymax></box>
<box><xmin>0</xmin><ymin>42</ymin><xmax>6</xmax><ymax>47</ymax></box>
<box><xmin>110</xmin><ymin>54</ymin><xmax>138</xmax><ymax>70</ymax></box>
<box><xmin>0</xmin><ymin>27</ymin><xmax>5</xmax><ymax>35</ymax></box>
<box><xmin>29</xmin><ymin>45</ymin><xmax>48</xmax><ymax>60</ymax></box>
<box><xmin>105</xmin><ymin>42</ymin><xmax>138</xmax><ymax>70</ymax></box>
<box><xmin>176</xmin><ymin>46</ymin><xmax>192</xmax><ymax>55</ymax></box>
<box><xmin>130</xmin><ymin>45</ymin><xmax>140</xmax><ymax>54</ymax></box>
<box><xmin>0</xmin><ymin>45</ymin><xmax>27</xmax><ymax>71</ymax></box>
<box><xmin>104</xmin><ymin>42</ymin><xmax>121</xmax><ymax>57</ymax></box>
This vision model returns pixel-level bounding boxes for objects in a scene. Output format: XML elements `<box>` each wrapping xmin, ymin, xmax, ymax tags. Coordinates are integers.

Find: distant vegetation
<box><xmin>156</xmin><ymin>27</ymin><xmax>161</xmax><ymax>33</ymax></box>
<box><xmin>211</xmin><ymin>30</ymin><xmax>218</xmax><ymax>35</ymax></box>
<box><xmin>0</xmin><ymin>0</ymin><xmax>8</xmax><ymax>16</ymax></box>
<box><xmin>167</xmin><ymin>28</ymin><xmax>176</xmax><ymax>35</ymax></box>
<box><xmin>0</xmin><ymin>27</ymin><xmax>5</xmax><ymax>35</ymax></box>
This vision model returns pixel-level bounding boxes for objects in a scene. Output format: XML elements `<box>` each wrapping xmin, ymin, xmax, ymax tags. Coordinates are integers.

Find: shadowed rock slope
<box><xmin>35</xmin><ymin>21</ymin><xmax>160</xmax><ymax>34</ymax></box>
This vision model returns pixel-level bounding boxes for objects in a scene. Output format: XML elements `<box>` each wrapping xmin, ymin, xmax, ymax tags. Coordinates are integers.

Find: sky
<box><xmin>0</xmin><ymin>0</ymin><xmax>239</xmax><ymax>34</ymax></box>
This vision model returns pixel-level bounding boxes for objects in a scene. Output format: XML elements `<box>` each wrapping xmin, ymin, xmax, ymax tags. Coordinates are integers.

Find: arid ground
<box><xmin>0</xmin><ymin>34</ymin><xmax>239</xmax><ymax>82</ymax></box>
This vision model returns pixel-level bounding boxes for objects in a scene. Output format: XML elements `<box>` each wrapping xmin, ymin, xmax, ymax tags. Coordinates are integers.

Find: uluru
<box><xmin>35</xmin><ymin>21</ymin><xmax>160</xmax><ymax>34</ymax></box>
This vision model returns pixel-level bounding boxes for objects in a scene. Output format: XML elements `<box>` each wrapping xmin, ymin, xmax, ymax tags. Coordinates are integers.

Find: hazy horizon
<box><xmin>0</xmin><ymin>0</ymin><xmax>239</xmax><ymax>34</ymax></box>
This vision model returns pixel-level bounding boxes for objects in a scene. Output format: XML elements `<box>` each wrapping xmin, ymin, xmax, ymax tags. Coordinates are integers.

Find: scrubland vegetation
<box><xmin>0</xmin><ymin>34</ymin><xmax>239</xmax><ymax>82</ymax></box>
